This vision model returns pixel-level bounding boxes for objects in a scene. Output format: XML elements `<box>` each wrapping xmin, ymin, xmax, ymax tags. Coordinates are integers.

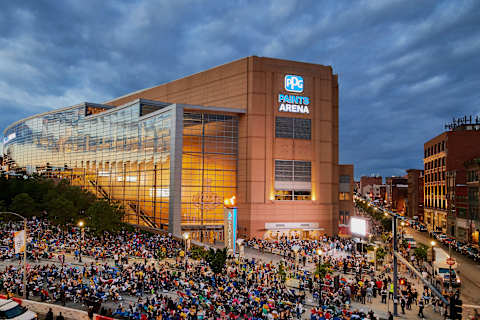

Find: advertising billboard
<box><xmin>350</xmin><ymin>217</ymin><xmax>367</xmax><ymax>237</ymax></box>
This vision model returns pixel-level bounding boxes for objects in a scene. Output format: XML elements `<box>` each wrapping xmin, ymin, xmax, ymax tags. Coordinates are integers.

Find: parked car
<box><xmin>0</xmin><ymin>299</ymin><xmax>37</xmax><ymax>319</ymax></box>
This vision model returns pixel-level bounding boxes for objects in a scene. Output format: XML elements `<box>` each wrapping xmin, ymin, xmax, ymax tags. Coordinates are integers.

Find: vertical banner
<box><xmin>224</xmin><ymin>207</ymin><xmax>237</xmax><ymax>253</ymax></box>
<box><xmin>14</xmin><ymin>230</ymin><xmax>25</xmax><ymax>254</ymax></box>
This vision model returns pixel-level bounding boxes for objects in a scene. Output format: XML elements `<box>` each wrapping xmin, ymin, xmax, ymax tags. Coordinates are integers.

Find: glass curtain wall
<box><xmin>182</xmin><ymin>112</ymin><xmax>238</xmax><ymax>232</ymax></box>
<box><xmin>3</xmin><ymin>102</ymin><xmax>172</xmax><ymax>229</ymax></box>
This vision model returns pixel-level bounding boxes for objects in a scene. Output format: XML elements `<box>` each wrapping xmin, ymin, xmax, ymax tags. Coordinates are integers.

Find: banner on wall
<box><xmin>224</xmin><ymin>207</ymin><xmax>237</xmax><ymax>253</ymax></box>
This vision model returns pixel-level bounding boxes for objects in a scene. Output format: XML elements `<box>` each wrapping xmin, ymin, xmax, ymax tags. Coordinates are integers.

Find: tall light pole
<box><xmin>77</xmin><ymin>220</ymin><xmax>85</xmax><ymax>263</ymax></box>
<box><xmin>316</xmin><ymin>248</ymin><xmax>323</xmax><ymax>306</ymax></box>
<box><xmin>391</xmin><ymin>213</ymin><xmax>399</xmax><ymax>316</ymax></box>
<box><xmin>183</xmin><ymin>232</ymin><xmax>190</xmax><ymax>268</ymax></box>
<box><xmin>0</xmin><ymin>212</ymin><xmax>27</xmax><ymax>299</ymax></box>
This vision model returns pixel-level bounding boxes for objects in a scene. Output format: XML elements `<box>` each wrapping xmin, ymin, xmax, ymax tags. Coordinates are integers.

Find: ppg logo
<box><xmin>285</xmin><ymin>75</ymin><xmax>304</xmax><ymax>93</ymax></box>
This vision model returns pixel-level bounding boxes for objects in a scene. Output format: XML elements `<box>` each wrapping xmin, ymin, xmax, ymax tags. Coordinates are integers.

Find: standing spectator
<box><xmin>45</xmin><ymin>308</ymin><xmax>54</xmax><ymax>320</ymax></box>
<box><xmin>418</xmin><ymin>299</ymin><xmax>425</xmax><ymax>318</ymax></box>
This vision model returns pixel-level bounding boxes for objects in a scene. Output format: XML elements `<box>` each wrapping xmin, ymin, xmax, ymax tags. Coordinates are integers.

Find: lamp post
<box><xmin>316</xmin><ymin>248</ymin><xmax>323</xmax><ymax>306</ymax></box>
<box><xmin>0</xmin><ymin>212</ymin><xmax>27</xmax><ymax>299</ymax></box>
<box><xmin>77</xmin><ymin>220</ymin><xmax>85</xmax><ymax>263</ymax></box>
<box><xmin>183</xmin><ymin>232</ymin><xmax>190</xmax><ymax>268</ymax></box>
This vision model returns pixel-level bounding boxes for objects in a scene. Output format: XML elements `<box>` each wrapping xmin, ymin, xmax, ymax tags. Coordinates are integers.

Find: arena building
<box><xmin>2</xmin><ymin>56</ymin><xmax>353</xmax><ymax>241</ymax></box>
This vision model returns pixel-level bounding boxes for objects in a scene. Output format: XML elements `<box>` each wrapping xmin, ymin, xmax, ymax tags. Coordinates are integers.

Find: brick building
<box><xmin>424</xmin><ymin>117</ymin><xmax>480</xmax><ymax>234</ymax></box>
<box><xmin>360</xmin><ymin>176</ymin><xmax>382</xmax><ymax>198</ymax></box>
<box><xmin>465</xmin><ymin>158</ymin><xmax>480</xmax><ymax>244</ymax></box>
<box><xmin>386</xmin><ymin>176</ymin><xmax>408</xmax><ymax>214</ymax></box>
<box><xmin>406</xmin><ymin>169</ymin><xmax>424</xmax><ymax>221</ymax></box>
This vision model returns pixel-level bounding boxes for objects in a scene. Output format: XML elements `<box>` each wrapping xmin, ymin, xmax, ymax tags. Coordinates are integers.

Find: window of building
<box><xmin>294</xmin><ymin>191</ymin><xmax>312</xmax><ymax>200</ymax></box>
<box><xmin>339</xmin><ymin>192</ymin><xmax>350</xmax><ymax>200</ymax></box>
<box><xmin>274</xmin><ymin>160</ymin><xmax>312</xmax><ymax>200</ymax></box>
<box><xmin>340</xmin><ymin>175</ymin><xmax>350</xmax><ymax>183</ymax></box>
<box><xmin>274</xmin><ymin>190</ymin><xmax>312</xmax><ymax>200</ymax></box>
<box><xmin>340</xmin><ymin>210</ymin><xmax>350</xmax><ymax>224</ymax></box>
<box><xmin>442</xmin><ymin>141</ymin><xmax>445</xmax><ymax>151</ymax></box>
<box><xmin>275</xmin><ymin>190</ymin><xmax>293</xmax><ymax>200</ymax></box>
<box><xmin>274</xmin><ymin>160</ymin><xmax>311</xmax><ymax>181</ymax></box>
<box><xmin>275</xmin><ymin>117</ymin><xmax>311</xmax><ymax>140</ymax></box>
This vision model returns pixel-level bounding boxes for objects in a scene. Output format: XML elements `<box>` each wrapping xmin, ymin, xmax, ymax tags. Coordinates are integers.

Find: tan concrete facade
<box><xmin>107</xmin><ymin>56</ymin><xmax>340</xmax><ymax>238</ymax></box>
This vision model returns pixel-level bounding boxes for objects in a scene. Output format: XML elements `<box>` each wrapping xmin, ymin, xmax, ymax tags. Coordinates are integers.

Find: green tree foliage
<box><xmin>315</xmin><ymin>261</ymin><xmax>331</xmax><ymax>279</ymax></box>
<box><xmin>0</xmin><ymin>176</ymin><xmax>126</xmax><ymax>231</ymax></box>
<box><xmin>9</xmin><ymin>193</ymin><xmax>36</xmax><ymax>217</ymax></box>
<box><xmin>205</xmin><ymin>248</ymin><xmax>228</xmax><ymax>274</ymax></box>
<box><xmin>414</xmin><ymin>244</ymin><xmax>428</xmax><ymax>261</ymax></box>
<box><xmin>278</xmin><ymin>261</ymin><xmax>287</xmax><ymax>283</ymax></box>
<box><xmin>48</xmin><ymin>196</ymin><xmax>76</xmax><ymax>224</ymax></box>
<box><xmin>85</xmin><ymin>199</ymin><xmax>124</xmax><ymax>233</ymax></box>
<box><xmin>376</xmin><ymin>247</ymin><xmax>386</xmax><ymax>263</ymax></box>
<box><xmin>190</xmin><ymin>246</ymin><xmax>207</xmax><ymax>260</ymax></box>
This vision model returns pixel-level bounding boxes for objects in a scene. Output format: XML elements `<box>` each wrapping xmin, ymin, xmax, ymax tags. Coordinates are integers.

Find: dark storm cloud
<box><xmin>1</xmin><ymin>0</ymin><xmax>480</xmax><ymax>178</ymax></box>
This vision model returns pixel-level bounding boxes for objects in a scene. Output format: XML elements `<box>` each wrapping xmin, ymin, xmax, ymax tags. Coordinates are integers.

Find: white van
<box><xmin>0</xmin><ymin>300</ymin><xmax>37</xmax><ymax>319</ymax></box>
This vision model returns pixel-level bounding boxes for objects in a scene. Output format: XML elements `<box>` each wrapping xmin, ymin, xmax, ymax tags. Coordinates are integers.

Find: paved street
<box><xmin>407</xmin><ymin>226</ymin><xmax>480</xmax><ymax>318</ymax></box>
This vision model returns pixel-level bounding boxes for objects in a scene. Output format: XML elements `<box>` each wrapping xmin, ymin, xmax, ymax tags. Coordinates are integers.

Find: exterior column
<box><xmin>169</xmin><ymin>104</ymin><xmax>184</xmax><ymax>236</ymax></box>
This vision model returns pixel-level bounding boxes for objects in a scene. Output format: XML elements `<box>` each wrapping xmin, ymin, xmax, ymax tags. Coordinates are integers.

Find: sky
<box><xmin>1</xmin><ymin>0</ymin><xmax>479</xmax><ymax>178</ymax></box>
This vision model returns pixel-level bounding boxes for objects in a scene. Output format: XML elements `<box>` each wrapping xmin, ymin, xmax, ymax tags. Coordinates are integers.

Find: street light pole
<box><xmin>0</xmin><ymin>212</ymin><xmax>27</xmax><ymax>299</ymax></box>
<box><xmin>23</xmin><ymin>217</ymin><xmax>27</xmax><ymax>300</ymax></box>
<box><xmin>392</xmin><ymin>214</ymin><xmax>398</xmax><ymax>316</ymax></box>
<box><xmin>78</xmin><ymin>220</ymin><xmax>85</xmax><ymax>263</ymax></box>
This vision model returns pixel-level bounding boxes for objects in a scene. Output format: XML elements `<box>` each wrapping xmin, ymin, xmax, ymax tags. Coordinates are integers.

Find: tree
<box><xmin>414</xmin><ymin>244</ymin><xmax>428</xmax><ymax>261</ymax></box>
<box><xmin>0</xmin><ymin>200</ymin><xmax>7</xmax><ymax>212</ymax></box>
<box><xmin>9</xmin><ymin>193</ymin><xmax>36</xmax><ymax>217</ymax></box>
<box><xmin>205</xmin><ymin>248</ymin><xmax>228</xmax><ymax>274</ymax></box>
<box><xmin>48</xmin><ymin>196</ymin><xmax>75</xmax><ymax>224</ymax></box>
<box><xmin>376</xmin><ymin>247</ymin><xmax>386</xmax><ymax>264</ymax></box>
<box><xmin>278</xmin><ymin>261</ymin><xmax>287</xmax><ymax>283</ymax></box>
<box><xmin>85</xmin><ymin>199</ymin><xmax>124</xmax><ymax>233</ymax></box>
<box><xmin>315</xmin><ymin>261</ymin><xmax>331</xmax><ymax>280</ymax></box>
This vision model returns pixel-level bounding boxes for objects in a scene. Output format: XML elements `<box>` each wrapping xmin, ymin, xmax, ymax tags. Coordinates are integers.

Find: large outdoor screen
<box><xmin>350</xmin><ymin>217</ymin><xmax>367</xmax><ymax>237</ymax></box>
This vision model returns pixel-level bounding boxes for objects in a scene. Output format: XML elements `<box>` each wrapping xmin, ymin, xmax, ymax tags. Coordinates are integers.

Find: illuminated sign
<box><xmin>3</xmin><ymin>133</ymin><xmax>16</xmax><ymax>144</ymax></box>
<box><xmin>278</xmin><ymin>94</ymin><xmax>310</xmax><ymax>114</ymax></box>
<box><xmin>149</xmin><ymin>188</ymin><xmax>170</xmax><ymax>198</ymax></box>
<box><xmin>285</xmin><ymin>75</ymin><xmax>304</xmax><ymax>93</ymax></box>
<box><xmin>224</xmin><ymin>207</ymin><xmax>237</xmax><ymax>253</ymax></box>
<box><xmin>350</xmin><ymin>217</ymin><xmax>367</xmax><ymax>237</ymax></box>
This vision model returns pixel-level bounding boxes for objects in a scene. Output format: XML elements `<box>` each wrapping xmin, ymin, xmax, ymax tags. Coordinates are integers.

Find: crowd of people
<box><xmin>0</xmin><ymin>213</ymin><xmax>455</xmax><ymax>320</ymax></box>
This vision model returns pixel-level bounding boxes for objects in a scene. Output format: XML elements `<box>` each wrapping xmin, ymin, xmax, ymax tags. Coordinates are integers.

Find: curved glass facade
<box><xmin>3</xmin><ymin>100</ymin><xmax>238</xmax><ymax>237</ymax></box>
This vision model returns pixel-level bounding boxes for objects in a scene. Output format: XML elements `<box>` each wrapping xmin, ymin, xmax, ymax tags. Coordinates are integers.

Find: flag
<box><xmin>14</xmin><ymin>230</ymin><xmax>26</xmax><ymax>254</ymax></box>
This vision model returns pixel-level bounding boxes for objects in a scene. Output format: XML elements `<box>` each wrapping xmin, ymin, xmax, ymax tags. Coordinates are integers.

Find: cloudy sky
<box><xmin>1</xmin><ymin>0</ymin><xmax>479</xmax><ymax>178</ymax></box>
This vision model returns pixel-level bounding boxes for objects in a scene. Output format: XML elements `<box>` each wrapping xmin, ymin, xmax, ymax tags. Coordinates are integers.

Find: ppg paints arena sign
<box><xmin>279</xmin><ymin>75</ymin><xmax>310</xmax><ymax>114</ymax></box>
